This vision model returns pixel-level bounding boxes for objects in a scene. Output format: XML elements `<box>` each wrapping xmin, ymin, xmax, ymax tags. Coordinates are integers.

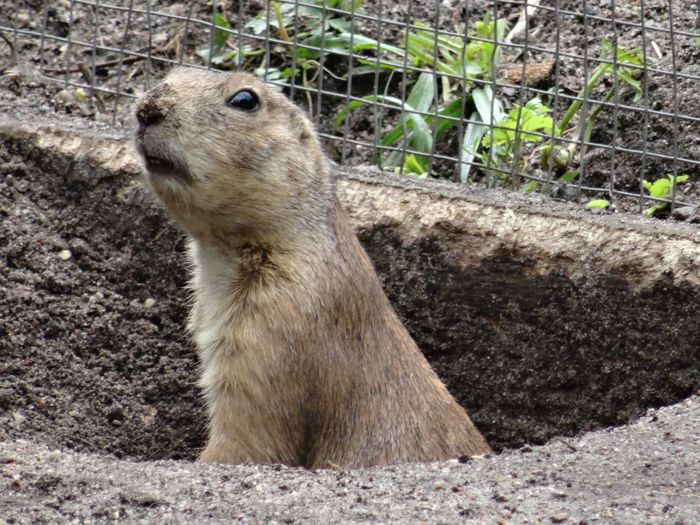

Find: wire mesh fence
<box><xmin>2</xmin><ymin>0</ymin><xmax>699</xmax><ymax>215</ymax></box>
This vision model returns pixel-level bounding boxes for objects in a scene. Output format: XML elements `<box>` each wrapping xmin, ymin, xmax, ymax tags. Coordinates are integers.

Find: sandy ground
<box><xmin>1</xmin><ymin>395</ymin><xmax>698</xmax><ymax>524</ymax></box>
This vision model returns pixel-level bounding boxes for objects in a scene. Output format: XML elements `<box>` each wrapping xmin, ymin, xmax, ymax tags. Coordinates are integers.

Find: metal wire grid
<box><xmin>2</xmin><ymin>0</ymin><xmax>699</xmax><ymax>210</ymax></box>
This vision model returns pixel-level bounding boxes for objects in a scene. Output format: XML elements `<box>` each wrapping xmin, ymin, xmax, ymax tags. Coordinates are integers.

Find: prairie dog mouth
<box><xmin>136</xmin><ymin>139</ymin><xmax>192</xmax><ymax>183</ymax></box>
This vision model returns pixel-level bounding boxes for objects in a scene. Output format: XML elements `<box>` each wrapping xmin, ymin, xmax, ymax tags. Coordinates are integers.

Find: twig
<box><xmin>0</xmin><ymin>30</ymin><xmax>14</xmax><ymax>53</ymax></box>
<box><xmin>42</xmin><ymin>54</ymin><xmax>145</xmax><ymax>75</ymax></box>
<box><xmin>554</xmin><ymin>437</ymin><xmax>578</xmax><ymax>452</ymax></box>
<box><xmin>504</xmin><ymin>0</ymin><xmax>541</xmax><ymax>45</ymax></box>
<box><xmin>0</xmin><ymin>31</ymin><xmax>15</xmax><ymax>72</ymax></box>
<box><xmin>78</xmin><ymin>62</ymin><xmax>108</xmax><ymax>114</ymax></box>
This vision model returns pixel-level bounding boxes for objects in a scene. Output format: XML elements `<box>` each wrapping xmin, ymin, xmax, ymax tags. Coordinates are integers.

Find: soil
<box><xmin>0</xmin><ymin>133</ymin><xmax>205</xmax><ymax>461</ymax></box>
<box><xmin>1</xmin><ymin>0</ymin><xmax>699</xmax><ymax>208</ymax></box>
<box><xmin>366</xmin><ymin>230</ymin><xmax>700</xmax><ymax>448</ymax></box>
<box><xmin>2</xmin><ymin>396</ymin><xmax>699</xmax><ymax>524</ymax></box>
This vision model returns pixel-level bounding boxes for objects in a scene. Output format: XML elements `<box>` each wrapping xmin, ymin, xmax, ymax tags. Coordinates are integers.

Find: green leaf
<box><xmin>339</xmin><ymin>33</ymin><xmax>406</xmax><ymax>57</ymax></box>
<box><xmin>213</xmin><ymin>13</ymin><xmax>231</xmax><ymax>53</ymax></box>
<box><xmin>559</xmin><ymin>170</ymin><xmax>579</xmax><ymax>183</ymax></box>
<box><xmin>406</xmin><ymin>72</ymin><xmax>435</xmax><ymax>113</ymax></box>
<box><xmin>334</xmin><ymin>95</ymin><xmax>433</xmax><ymax>154</ymax></box>
<box><xmin>355</xmin><ymin>56</ymin><xmax>408</xmax><ymax>71</ymax></box>
<box><xmin>642</xmin><ymin>174</ymin><xmax>689</xmax><ymax>200</ymax></box>
<box><xmin>460</xmin><ymin>111</ymin><xmax>487</xmax><ymax>183</ymax></box>
<box><xmin>380</xmin><ymin>124</ymin><xmax>407</xmax><ymax>149</ymax></box>
<box><xmin>482</xmin><ymin>98</ymin><xmax>555</xmax><ymax>148</ymax></box>
<box><xmin>646</xmin><ymin>178</ymin><xmax>671</xmax><ymax>199</ymax></box>
<box><xmin>472</xmin><ymin>86</ymin><xmax>503</xmax><ymax>125</ymax></box>
<box><xmin>297</xmin><ymin>35</ymin><xmax>353</xmax><ymax>58</ymax></box>
<box><xmin>244</xmin><ymin>13</ymin><xmax>270</xmax><ymax>35</ymax></box>
<box><xmin>403</xmin><ymin>153</ymin><xmax>428</xmax><ymax>176</ymax></box>
<box><xmin>328</xmin><ymin>18</ymin><xmax>353</xmax><ymax>33</ymax></box>
<box><xmin>198</xmin><ymin>13</ymin><xmax>232</xmax><ymax>63</ymax></box>
<box><xmin>643</xmin><ymin>203</ymin><xmax>668</xmax><ymax>217</ymax></box>
<box><xmin>346</xmin><ymin>65</ymin><xmax>385</xmax><ymax>76</ymax></box>
<box><xmin>586</xmin><ymin>199</ymin><xmax>610</xmax><ymax>209</ymax></box>
<box><xmin>522</xmin><ymin>180</ymin><xmax>538</xmax><ymax>193</ymax></box>
<box><xmin>433</xmin><ymin>98</ymin><xmax>464</xmax><ymax>139</ymax></box>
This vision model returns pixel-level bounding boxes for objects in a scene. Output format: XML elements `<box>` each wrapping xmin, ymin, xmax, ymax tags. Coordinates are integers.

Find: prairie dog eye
<box><xmin>227</xmin><ymin>90</ymin><xmax>260</xmax><ymax>111</ymax></box>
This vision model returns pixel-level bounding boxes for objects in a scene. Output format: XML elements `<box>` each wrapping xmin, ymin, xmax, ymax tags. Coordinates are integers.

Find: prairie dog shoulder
<box><xmin>135</xmin><ymin>68</ymin><xmax>490</xmax><ymax>468</ymax></box>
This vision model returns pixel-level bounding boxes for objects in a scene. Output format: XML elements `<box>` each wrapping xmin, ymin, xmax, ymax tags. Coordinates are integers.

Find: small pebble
<box><xmin>551</xmin><ymin>512</ymin><xmax>569</xmax><ymax>523</ymax></box>
<box><xmin>671</xmin><ymin>205</ymin><xmax>697</xmax><ymax>221</ymax></box>
<box><xmin>144</xmin><ymin>298</ymin><xmax>156</xmax><ymax>308</ymax></box>
<box><xmin>54</xmin><ymin>89</ymin><xmax>74</xmax><ymax>106</ymax></box>
<box><xmin>550</xmin><ymin>488</ymin><xmax>567</xmax><ymax>499</ymax></box>
<box><xmin>57</xmin><ymin>249</ymin><xmax>72</xmax><ymax>261</ymax></box>
<box><xmin>433</xmin><ymin>480</ymin><xmax>446</xmax><ymax>490</ymax></box>
<box><xmin>46</xmin><ymin>450</ymin><xmax>62</xmax><ymax>462</ymax></box>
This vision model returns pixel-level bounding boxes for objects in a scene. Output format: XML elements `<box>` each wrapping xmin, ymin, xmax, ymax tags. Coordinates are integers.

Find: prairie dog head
<box><xmin>134</xmin><ymin>68</ymin><xmax>332</xmax><ymax>244</ymax></box>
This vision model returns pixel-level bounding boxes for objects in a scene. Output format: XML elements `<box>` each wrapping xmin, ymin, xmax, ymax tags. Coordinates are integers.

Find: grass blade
<box><xmin>460</xmin><ymin>111</ymin><xmax>487</xmax><ymax>182</ymax></box>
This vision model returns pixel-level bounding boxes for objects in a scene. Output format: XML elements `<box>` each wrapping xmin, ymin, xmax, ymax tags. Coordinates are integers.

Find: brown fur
<box><xmin>134</xmin><ymin>68</ymin><xmax>491</xmax><ymax>468</ymax></box>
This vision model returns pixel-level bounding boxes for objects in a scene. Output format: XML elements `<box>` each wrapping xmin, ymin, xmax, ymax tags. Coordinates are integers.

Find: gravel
<box><xmin>1</xmin><ymin>395</ymin><xmax>698</xmax><ymax>524</ymax></box>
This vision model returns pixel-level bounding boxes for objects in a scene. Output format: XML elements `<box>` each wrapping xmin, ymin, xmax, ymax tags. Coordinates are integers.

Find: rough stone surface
<box><xmin>1</xmin><ymin>396</ymin><xmax>698</xmax><ymax>524</ymax></box>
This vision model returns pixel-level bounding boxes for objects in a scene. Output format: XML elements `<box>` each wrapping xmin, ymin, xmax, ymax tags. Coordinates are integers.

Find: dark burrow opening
<box><xmin>361</xmin><ymin>228</ymin><xmax>700</xmax><ymax>450</ymax></box>
<box><xmin>1</xmin><ymin>138</ymin><xmax>699</xmax><ymax>461</ymax></box>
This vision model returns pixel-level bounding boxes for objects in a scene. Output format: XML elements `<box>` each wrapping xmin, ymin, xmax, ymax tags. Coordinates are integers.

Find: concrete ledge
<box><xmin>2</xmin><ymin>117</ymin><xmax>698</xmax><ymax>289</ymax></box>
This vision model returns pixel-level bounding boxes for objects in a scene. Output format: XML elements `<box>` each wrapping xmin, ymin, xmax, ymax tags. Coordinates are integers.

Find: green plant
<box><xmin>247</xmin><ymin>1</ymin><xmax>405</xmax><ymax>69</ymax></box>
<box><xmin>473</xmin><ymin>38</ymin><xmax>644</xmax><ymax>193</ymax></box>
<box><xmin>586</xmin><ymin>199</ymin><xmax>611</xmax><ymax>210</ymax></box>
<box><xmin>335</xmin><ymin>72</ymin><xmax>438</xmax><ymax>176</ymax></box>
<box><xmin>336</xmin><ymin>15</ymin><xmax>508</xmax><ymax>177</ymax></box>
<box><xmin>198</xmin><ymin>1</ymin><xmax>405</xmax><ymax>113</ymax></box>
<box><xmin>197</xmin><ymin>13</ymin><xmax>237</xmax><ymax>65</ymax></box>
<box><xmin>397</xmin><ymin>16</ymin><xmax>506</xmax><ymax>97</ymax></box>
<box><xmin>479</xmin><ymin>97</ymin><xmax>558</xmax><ymax>186</ymax></box>
<box><xmin>466</xmin><ymin>16</ymin><xmax>508</xmax><ymax>80</ymax></box>
<box><xmin>539</xmin><ymin>39</ymin><xmax>643</xmax><ymax>179</ymax></box>
<box><xmin>642</xmin><ymin>174</ymin><xmax>689</xmax><ymax>217</ymax></box>
<box><xmin>400</xmin><ymin>15</ymin><xmax>508</xmax><ymax>181</ymax></box>
<box><xmin>402</xmin><ymin>16</ymin><xmax>508</xmax><ymax>181</ymax></box>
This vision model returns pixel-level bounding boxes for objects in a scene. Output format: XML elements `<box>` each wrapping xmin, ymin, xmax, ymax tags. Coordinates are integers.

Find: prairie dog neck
<box><xmin>187</xmin><ymin>228</ymin><xmax>333</xmax><ymax>356</ymax></box>
<box><xmin>188</xmin><ymin>236</ymin><xmax>329</xmax><ymax>465</ymax></box>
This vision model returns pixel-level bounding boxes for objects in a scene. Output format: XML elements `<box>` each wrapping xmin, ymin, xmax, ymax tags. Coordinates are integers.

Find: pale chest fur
<box><xmin>187</xmin><ymin>241</ymin><xmax>282</xmax><ymax>387</ymax></box>
<box><xmin>185</xmin><ymin>239</ymin><xmax>316</xmax><ymax>463</ymax></box>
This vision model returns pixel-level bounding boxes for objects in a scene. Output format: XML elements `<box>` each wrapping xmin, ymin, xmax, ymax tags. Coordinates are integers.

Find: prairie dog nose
<box><xmin>136</xmin><ymin>100</ymin><xmax>165</xmax><ymax>127</ymax></box>
<box><xmin>135</xmin><ymin>84</ymin><xmax>174</xmax><ymax>128</ymax></box>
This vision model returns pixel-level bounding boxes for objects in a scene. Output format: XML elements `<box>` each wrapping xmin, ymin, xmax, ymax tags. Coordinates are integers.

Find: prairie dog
<box><xmin>134</xmin><ymin>68</ymin><xmax>490</xmax><ymax>468</ymax></box>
